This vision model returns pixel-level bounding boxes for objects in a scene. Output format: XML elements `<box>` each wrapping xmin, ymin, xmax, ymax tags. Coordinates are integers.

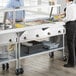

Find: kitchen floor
<box><xmin>0</xmin><ymin>51</ymin><xmax>76</xmax><ymax>76</ymax></box>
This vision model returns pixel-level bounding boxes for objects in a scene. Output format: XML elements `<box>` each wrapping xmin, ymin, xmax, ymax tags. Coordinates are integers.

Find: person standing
<box><xmin>63</xmin><ymin>0</ymin><xmax>76</xmax><ymax>67</ymax></box>
<box><xmin>4</xmin><ymin>0</ymin><xmax>25</xmax><ymax>24</ymax></box>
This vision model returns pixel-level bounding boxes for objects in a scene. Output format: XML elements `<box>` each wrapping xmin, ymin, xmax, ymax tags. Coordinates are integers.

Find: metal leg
<box><xmin>62</xmin><ymin>34</ymin><xmax>67</xmax><ymax>61</ymax></box>
<box><xmin>63</xmin><ymin>34</ymin><xmax>65</xmax><ymax>57</ymax></box>
<box><xmin>15</xmin><ymin>38</ymin><xmax>18</xmax><ymax>69</ymax></box>
<box><xmin>15</xmin><ymin>37</ymin><xmax>19</xmax><ymax>75</ymax></box>
<box><xmin>15</xmin><ymin>33</ymin><xmax>24</xmax><ymax>75</ymax></box>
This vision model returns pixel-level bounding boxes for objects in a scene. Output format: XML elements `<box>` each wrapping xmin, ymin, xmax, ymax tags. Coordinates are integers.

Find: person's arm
<box><xmin>58</xmin><ymin>6</ymin><xmax>73</xmax><ymax>22</ymax></box>
<box><xmin>58</xmin><ymin>7</ymin><xmax>66</xmax><ymax>18</ymax></box>
<box><xmin>3</xmin><ymin>0</ymin><xmax>12</xmax><ymax>24</ymax></box>
<box><xmin>4</xmin><ymin>0</ymin><xmax>13</xmax><ymax>23</ymax></box>
<box><xmin>3</xmin><ymin>12</ymin><xmax>14</xmax><ymax>26</ymax></box>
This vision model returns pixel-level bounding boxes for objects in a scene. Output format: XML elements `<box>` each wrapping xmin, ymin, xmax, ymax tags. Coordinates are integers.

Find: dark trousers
<box><xmin>66</xmin><ymin>21</ymin><xmax>76</xmax><ymax>66</ymax></box>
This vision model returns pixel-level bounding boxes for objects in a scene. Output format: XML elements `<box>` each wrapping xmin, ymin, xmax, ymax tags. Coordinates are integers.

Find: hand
<box><xmin>58</xmin><ymin>18</ymin><xmax>63</xmax><ymax>21</ymax></box>
<box><xmin>54</xmin><ymin>15</ymin><xmax>63</xmax><ymax>21</ymax></box>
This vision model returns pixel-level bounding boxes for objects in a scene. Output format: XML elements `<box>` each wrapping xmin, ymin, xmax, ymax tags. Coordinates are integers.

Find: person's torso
<box><xmin>12</xmin><ymin>0</ymin><xmax>23</xmax><ymax>8</ymax></box>
<box><xmin>66</xmin><ymin>2</ymin><xmax>76</xmax><ymax>21</ymax></box>
<box><xmin>7</xmin><ymin>0</ymin><xmax>25</xmax><ymax>21</ymax></box>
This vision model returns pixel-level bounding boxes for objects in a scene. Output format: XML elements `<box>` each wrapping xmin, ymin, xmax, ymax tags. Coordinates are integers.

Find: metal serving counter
<box><xmin>0</xmin><ymin>5</ymin><xmax>66</xmax><ymax>75</ymax></box>
<box><xmin>0</xmin><ymin>19</ymin><xmax>65</xmax><ymax>74</ymax></box>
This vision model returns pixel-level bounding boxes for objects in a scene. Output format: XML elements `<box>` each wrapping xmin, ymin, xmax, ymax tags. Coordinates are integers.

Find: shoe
<box><xmin>64</xmin><ymin>64</ymin><xmax>74</xmax><ymax>67</ymax></box>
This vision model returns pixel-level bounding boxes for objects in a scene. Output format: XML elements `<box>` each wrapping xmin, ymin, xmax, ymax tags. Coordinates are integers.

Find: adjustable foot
<box><xmin>15</xmin><ymin>68</ymin><xmax>24</xmax><ymax>75</ymax></box>
<box><xmin>2</xmin><ymin>64</ymin><xmax>5</xmax><ymax>71</ymax></box>
<box><xmin>6</xmin><ymin>63</ymin><xmax>9</xmax><ymax>71</ymax></box>
<box><xmin>2</xmin><ymin>63</ymin><xmax>9</xmax><ymax>71</ymax></box>
<box><xmin>49</xmin><ymin>52</ymin><xmax>54</xmax><ymax>58</ymax></box>
<box><xmin>63</xmin><ymin>56</ymin><xmax>67</xmax><ymax>61</ymax></box>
